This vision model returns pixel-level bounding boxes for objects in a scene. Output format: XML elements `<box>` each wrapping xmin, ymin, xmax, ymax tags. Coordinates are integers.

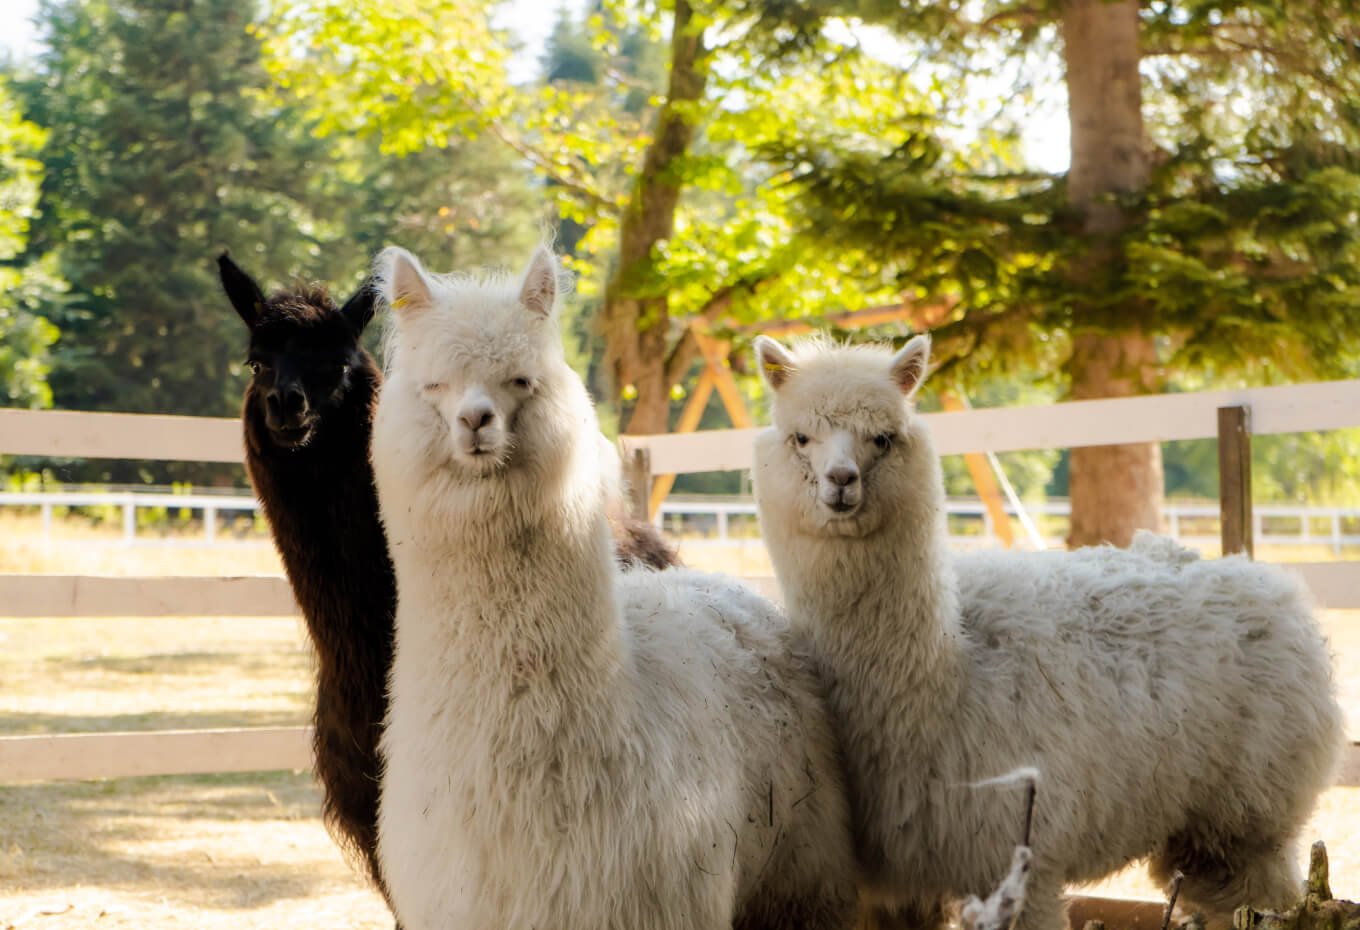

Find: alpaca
<box><xmin>219</xmin><ymin>254</ymin><xmax>399</xmax><ymax>917</ymax></box>
<box><xmin>751</xmin><ymin>334</ymin><xmax>1343</xmax><ymax>930</ymax></box>
<box><xmin>371</xmin><ymin>244</ymin><xmax>858</xmax><ymax>930</ymax></box>
<box><xmin>218</xmin><ymin>255</ymin><xmax>678</xmax><ymax>924</ymax></box>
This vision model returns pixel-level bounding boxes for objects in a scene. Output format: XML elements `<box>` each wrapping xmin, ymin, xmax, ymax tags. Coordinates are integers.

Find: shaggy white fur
<box><xmin>751</xmin><ymin>335</ymin><xmax>1343</xmax><ymax>930</ymax></box>
<box><xmin>371</xmin><ymin>246</ymin><xmax>858</xmax><ymax>930</ymax></box>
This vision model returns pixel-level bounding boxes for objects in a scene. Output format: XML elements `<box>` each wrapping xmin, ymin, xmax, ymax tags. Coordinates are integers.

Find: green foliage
<box><xmin>753</xmin><ymin>2</ymin><xmax>1360</xmax><ymax>389</ymax></box>
<box><xmin>18</xmin><ymin>0</ymin><xmax>538</xmax><ymax>422</ymax></box>
<box><xmin>21</xmin><ymin>0</ymin><xmax>359</xmax><ymax>419</ymax></box>
<box><xmin>0</xmin><ymin>78</ymin><xmax>59</xmax><ymax>408</ymax></box>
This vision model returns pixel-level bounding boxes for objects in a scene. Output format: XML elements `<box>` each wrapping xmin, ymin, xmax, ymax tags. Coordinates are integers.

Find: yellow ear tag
<box><xmin>391</xmin><ymin>295</ymin><xmax>409</xmax><ymax>310</ymax></box>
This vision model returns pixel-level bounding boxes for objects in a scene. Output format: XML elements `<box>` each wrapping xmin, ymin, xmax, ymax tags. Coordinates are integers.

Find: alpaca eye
<box><xmin>423</xmin><ymin>382</ymin><xmax>448</xmax><ymax>393</ymax></box>
<box><xmin>793</xmin><ymin>432</ymin><xmax>809</xmax><ymax>448</ymax></box>
<box><xmin>510</xmin><ymin>376</ymin><xmax>532</xmax><ymax>391</ymax></box>
<box><xmin>247</xmin><ymin>360</ymin><xmax>263</xmax><ymax>375</ymax></box>
<box><xmin>873</xmin><ymin>433</ymin><xmax>895</xmax><ymax>451</ymax></box>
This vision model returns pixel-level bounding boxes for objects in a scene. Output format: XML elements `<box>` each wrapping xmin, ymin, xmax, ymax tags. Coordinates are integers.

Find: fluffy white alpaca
<box><xmin>751</xmin><ymin>334</ymin><xmax>1343</xmax><ymax>930</ymax></box>
<box><xmin>371</xmin><ymin>245</ymin><xmax>858</xmax><ymax>930</ymax></box>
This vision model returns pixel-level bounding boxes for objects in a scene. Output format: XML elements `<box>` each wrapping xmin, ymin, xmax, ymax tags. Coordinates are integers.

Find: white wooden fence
<box><xmin>8</xmin><ymin>489</ymin><xmax>1360</xmax><ymax>553</ymax></box>
<box><xmin>1</xmin><ymin>378</ymin><xmax>1358</xmax><ymax>785</ymax></box>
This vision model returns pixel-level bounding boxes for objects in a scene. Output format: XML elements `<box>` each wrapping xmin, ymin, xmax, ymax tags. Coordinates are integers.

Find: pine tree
<box><xmin>22</xmin><ymin>0</ymin><xmax>363</xmax><ymax>419</ymax></box>
<box><xmin>759</xmin><ymin>1</ymin><xmax>1360</xmax><ymax>546</ymax></box>
<box><xmin>0</xmin><ymin>77</ymin><xmax>60</xmax><ymax>409</ymax></box>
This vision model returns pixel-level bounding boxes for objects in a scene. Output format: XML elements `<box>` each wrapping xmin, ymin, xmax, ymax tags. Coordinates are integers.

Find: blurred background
<box><xmin>0</xmin><ymin>2</ymin><xmax>1357</xmax><ymax>928</ymax></box>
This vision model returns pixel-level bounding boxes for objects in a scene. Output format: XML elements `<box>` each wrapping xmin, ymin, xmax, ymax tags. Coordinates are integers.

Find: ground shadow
<box><xmin>0</xmin><ymin>770</ymin><xmax>372</xmax><ymax>912</ymax></box>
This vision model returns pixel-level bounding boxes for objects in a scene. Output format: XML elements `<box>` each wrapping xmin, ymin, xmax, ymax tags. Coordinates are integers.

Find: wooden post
<box><xmin>621</xmin><ymin>446</ymin><xmax>652</xmax><ymax>524</ymax></box>
<box><xmin>940</xmin><ymin>391</ymin><xmax>1016</xmax><ymax>548</ymax></box>
<box><xmin>1217</xmin><ymin>405</ymin><xmax>1253</xmax><ymax>558</ymax></box>
<box><xmin>647</xmin><ymin>367</ymin><xmax>717</xmax><ymax>517</ymax></box>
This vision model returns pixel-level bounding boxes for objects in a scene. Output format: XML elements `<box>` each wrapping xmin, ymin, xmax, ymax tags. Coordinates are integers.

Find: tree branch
<box><xmin>484</xmin><ymin>122</ymin><xmax>619</xmax><ymax>215</ymax></box>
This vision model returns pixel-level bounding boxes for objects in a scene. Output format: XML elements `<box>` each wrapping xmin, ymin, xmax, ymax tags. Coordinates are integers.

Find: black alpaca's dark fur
<box><xmin>219</xmin><ymin>254</ymin><xmax>400</xmax><ymax>921</ymax></box>
<box><xmin>218</xmin><ymin>253</ymin><xmax>678</xmax><ymax>925</ymax></box>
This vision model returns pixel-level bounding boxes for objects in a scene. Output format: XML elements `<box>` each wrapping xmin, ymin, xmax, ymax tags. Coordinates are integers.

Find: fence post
<box><xmin>123</xmin><ymin>497</ymin><xmax>136</xmax><ymax>545</ymax></box>
<box><xmin>621</xmin><ymin>445</ymin><xmax>652</xmax><ymax>524</ymax></box>
<box><xmin>1217</xmin><ymin>405</ymin><xmax>1253</xmax><ymax>558</ymax></box>
<box><xmin>204</xmin><ymin>506</ymin><xmax>217</xmax><ymax>544</ymax></box>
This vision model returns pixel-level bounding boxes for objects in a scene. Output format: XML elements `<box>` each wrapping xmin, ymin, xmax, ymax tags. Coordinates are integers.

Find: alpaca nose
<box><xmin>266</xmin><ymin>385</ymin><xmax>307</xmax><ymax>424</ymax></box>
<box><xmin>827</xmin><ymin>465</ymin><xmax>859</xmax><ymax>488</ymax></box>
<box><xmin>459</xmin><ymin>404</ymin><xmax>495</xmax><ymax>433</ymax></box>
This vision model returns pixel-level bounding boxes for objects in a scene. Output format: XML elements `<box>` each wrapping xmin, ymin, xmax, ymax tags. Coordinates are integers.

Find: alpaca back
<box><xmin>751</xmin><ymin>334</ymin><xmax>1343</xmax><ymax>929</ymax></box>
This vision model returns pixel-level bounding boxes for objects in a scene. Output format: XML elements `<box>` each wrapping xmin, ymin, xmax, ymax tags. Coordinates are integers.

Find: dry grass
<box><xmin>1</xmin><ymin>522</ymin><xmax>1358</xmax><ymax>927</ymax></box>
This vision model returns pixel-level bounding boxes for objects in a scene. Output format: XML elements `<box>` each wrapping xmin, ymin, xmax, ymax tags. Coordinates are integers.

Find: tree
<box><xmin>758</xmin><ymin>1</ymin><xmax>1360</xmax><ymax>546</ymax></box>
<box><xmin>0</xmin><ymin>77</ymin><xmax>59</xmax><ymax>408</ymax></box>
<box><xmin>263</xmin><ymin>0</ymin><xmax>909</xmax><ymax>436</ymax></box>
<box><xmin>21</xmin><ymin>0</ymin><xmax>368</xmax><ymax>420</ymax></box>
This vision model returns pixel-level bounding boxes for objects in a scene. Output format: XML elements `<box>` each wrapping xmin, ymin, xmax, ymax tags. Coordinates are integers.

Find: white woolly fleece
<box><xmin>371</xmin><ymin>247</ymin><xmax>858</xmax><ymax>930</ymax></box>
<box><xmin>753</xmin><ymin>337</ymin><xmax>1343</xmax><ymax>930</ymax></box>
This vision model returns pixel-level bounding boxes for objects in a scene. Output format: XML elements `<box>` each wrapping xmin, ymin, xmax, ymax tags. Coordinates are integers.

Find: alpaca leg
<box><xmin>856</xmin><ymin>898</ymin><xmax>948</xmax><ymax>930</ymax></box>
<box><xmin>734</xmin><ymin>881</ymin><xmax>858</xmax><ymax>930</ymax></box>
<box><xmin>1009</xmin><ymin>877</ymin><xmax>1068</xmax><ymax>930</ymax></box>
<box><xmin>1152</xmin><ymin>832</ymin><xmax>1302</xmax><ymax>927</ymax></box>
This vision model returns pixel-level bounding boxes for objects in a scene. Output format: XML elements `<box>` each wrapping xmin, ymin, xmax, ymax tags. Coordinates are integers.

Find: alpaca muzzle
<box><xmin>820</xmin><ymin>463</ymin><xmax>862</xmax><ymax>513</ymax></box>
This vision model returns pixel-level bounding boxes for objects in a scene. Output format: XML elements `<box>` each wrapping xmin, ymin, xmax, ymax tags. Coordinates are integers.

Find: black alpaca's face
<box><xmin>218</xmin><ymin>253</ymin><xmax>376</xmax><ymax>450</ymax></box>
<box><xmin>246</xmin><ymin>321</ymin><xmax>364</xmax><ymax>448</ymax></box>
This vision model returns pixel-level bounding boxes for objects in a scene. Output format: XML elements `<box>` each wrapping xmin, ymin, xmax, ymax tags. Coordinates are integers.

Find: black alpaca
<box><xmin>218</xmin><ymin>253</ymin><xmax>677</xmax><ymax>921</ymax></box>
<box><xmin>219</xmin><ymin>254</ymin><xmax>401</xmax><ymax>921</ymax></box>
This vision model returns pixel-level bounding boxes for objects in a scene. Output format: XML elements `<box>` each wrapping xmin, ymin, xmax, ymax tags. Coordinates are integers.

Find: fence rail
<box><xmin>7</xmin><ymin>490</ymin><xmax>1360</xmax><ymax>553</ymax></box>
<box><xmin>2</xmin><ymin>380</ymin><xmax>1358</xmax><ymax>785</ymax></box>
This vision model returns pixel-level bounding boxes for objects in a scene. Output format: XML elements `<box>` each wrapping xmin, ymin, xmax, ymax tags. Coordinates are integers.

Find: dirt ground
<box><xmin>1</xmin><ymin>523</ymin><xmax>1358</xmax><ymax>928</ymax></box>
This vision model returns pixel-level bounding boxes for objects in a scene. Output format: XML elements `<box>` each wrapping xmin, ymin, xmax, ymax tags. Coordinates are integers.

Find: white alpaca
<box><xmin>371</xmin><ymin>245</ymin><xmax>857</xmax><ymax>930</ymax></box>
<box><xmin>751</xmin><ymin>334</ymin><xmax>1343</xmax><ymax>930</ymax></box>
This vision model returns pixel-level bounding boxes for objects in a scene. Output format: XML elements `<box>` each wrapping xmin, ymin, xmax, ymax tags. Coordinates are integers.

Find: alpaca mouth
<box><xmin>822</xmin><ymin>487</ymin><xmax>861</xmax><ymax>515</ymax></box>
<box><xmin>271</xmin><ymin>423</ymin><xmax>315</xmax><ymax>448</ymax></box>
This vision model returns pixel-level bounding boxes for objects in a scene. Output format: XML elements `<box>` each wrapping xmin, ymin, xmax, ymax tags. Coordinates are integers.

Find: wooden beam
<box><xmin>0</xmin><ymin>408</ymin><xmax>242</xmax><ymax>462</ymax></box>
<box><xmin>621</xmin><ymin>378</ymin><xmax>1360</xmax><ymax>474</ymax></box>
<box><xmin>621</xmin><ymin>446</ymin><xmax>652</xmax><ymax>524</ymax></box>
<box><xmin>1066</xmin><ymin>896</ymin><xmax>1167</xmax><ymax>930</ymax></box>
<box><xmin>1217</xmin><ymin>405</ymin><xmax>1254</xmax><ymax>558</ymax></box>
<box><xmin>647</xmin><ymin>368</ymin><xmax>717</xmax><ymax>517</ymax></box>
<box><xmin>743</xmin><ymin>299</ymin><xmax>955</xmax><ymax>338</ymax></box>
<box><xmin>940</xmin><ymin>392</ymin><xmax>1014</xmax><ymax>548</ymax></box>
<box><xmin>0</xmin><ymin>575</ymin><xmax>297</xmax><ymax>618</ymax></box>
<box><xmin>0</xmin><ymin>727</ymin><xmax>312</xmax><ymax>782</ymax></box>
<box><xmin>1283</xmin><ymin>563</ymin><xmax>1360</xmax><ymax>610</ymax></box>
<box><xmin>692</xmin><ymin>329</ymin><xmax>752</xmax><ymax>429</ymax></box>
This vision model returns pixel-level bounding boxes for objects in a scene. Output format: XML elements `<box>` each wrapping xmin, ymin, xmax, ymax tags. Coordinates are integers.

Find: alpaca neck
<box><xmin>245</xmin><ymin>363</ymin><xmax>392</xmax><ymax>641</ymax></box>
<box><xmin>779</xmin><ymin>423</ymin><xmax>963</xmax><ymax>747</ymax></box>
<box><xmin>396</xmin><ymin>418</ymin><xmax>624</xmax><ymax>714</ymax></box>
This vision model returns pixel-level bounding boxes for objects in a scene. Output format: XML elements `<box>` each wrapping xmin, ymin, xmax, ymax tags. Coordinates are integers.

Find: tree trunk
<box><xmin>602</xmin><ymin>0</ymin><xmax>707</xmax><ymax>436</ymax></box>
<box><xmin>1061</xmin><ymin>0</ymin><xmax>1164</xmax><ymax>548</ymax></box>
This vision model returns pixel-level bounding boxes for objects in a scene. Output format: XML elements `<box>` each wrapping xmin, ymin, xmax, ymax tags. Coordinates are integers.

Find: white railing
<box><xmin>7</xmin><ymin>490</ymin><xmax>1359</xmax><ymax>553</ymax></box>
<box><xmin>1</xmin><ymin>377</ymin><xmax>1358</xmax><ymax>787</ymax></box>
<box><xmin>0</xmin><ymin>490</ymin><xmax>263</xmax><ymax>545</ymax></box>
<box><xmin>657</xmin><ymin>498</ymin><xmax>1360</xmax><ymax>554</ymax></box>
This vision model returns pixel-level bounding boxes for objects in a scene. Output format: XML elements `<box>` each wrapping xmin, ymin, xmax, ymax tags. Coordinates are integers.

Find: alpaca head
<box><xmin>219</xmin><ymin>253</ymin><xmax>378</xmax><ymax>450</ymax></box>
<box><xmin>376</xmin><ymin>244</ymin><xmax>586</xmax><ymax>480</ymax></box>
<box><xmin>754</xmin><ymin>334</ymin><xmax>931</xmax><ymax>537</ymax></box>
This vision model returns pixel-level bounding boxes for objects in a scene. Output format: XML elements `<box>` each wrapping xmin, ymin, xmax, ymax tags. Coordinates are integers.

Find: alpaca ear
<box><xmin>754</xmin><ymin>335</ymin><xmax>797</xmax><ymax>391</ymax></box>
<box><xmin>518</xmin><ymin>245</ymin><xmax>558</xmax><ymax>318</ymax></box>
<box><xmin>217</xmin><ymin>252</ymin><xmax>266</xmax><ymax>330</ymax></box>
<box><xmin>890</xmin><ymin>334</ymin><xmax>931</xmax><ymax>396</ymax></box>
<box><xmin>380</xmin><ymin>247</ymin><xmax>434</xmax><ymax>318</ymax></box>
<box><xmin>339</xmin><ymin>279</ymin><xmax>377</xmax><ymax>336</ymax></box>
